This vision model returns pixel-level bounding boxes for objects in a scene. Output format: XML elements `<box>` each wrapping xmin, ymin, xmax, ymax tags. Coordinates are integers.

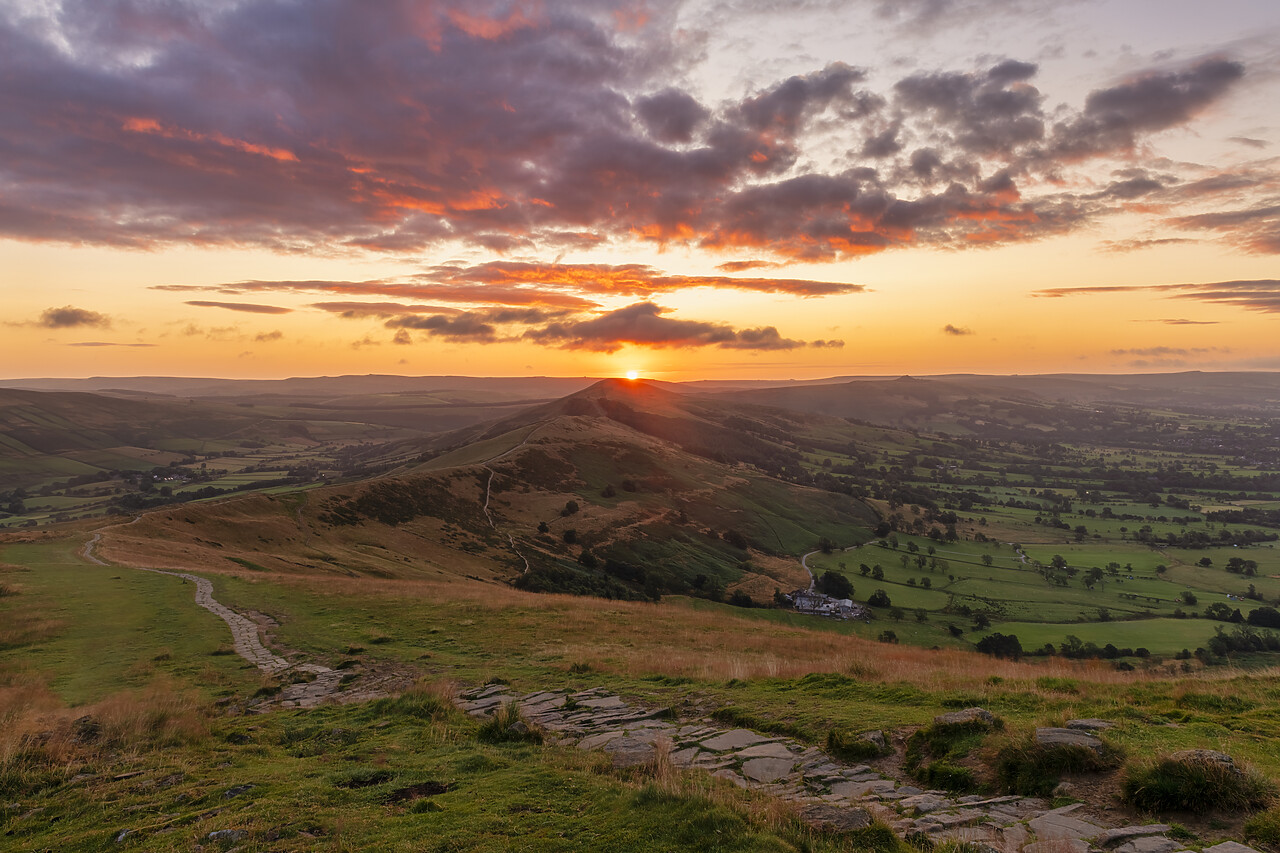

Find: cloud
<box><xmin>1110</xmin><ymin>346</ymin><xmax>1217</xmax><ymax>356</ymax></box>
<box><xmin>310</xmin><ymin>301</ymin><xmax>463</xmax><ymax>318</ymax></box>
<box><xmin>254</xmin><ymin>330</ymin><xmax>283</xmax><ymax>342</ymax></box>
<box><xmin>185</xmin><ymin>300</ymin><xmax>292</xmax><ymax>314</ymax></box>
<box><xmin>392</xmin><ymin>329</ymin><xmax>412</xmax><ymax>345</ymax></box>
<box><xmin>1032</xmin><ymin>279</ymin><xmax>1280</xmax><ymax>313</ymax></box>
<box><xmin>715</xmin><ymin>260</ymin><xmax>782</xmax><ymax>273</ymax></box>
<box><xmin>1171</xmin><ymin>203</ymin><xmax>1280</xmax><ymax>254</ymax></box>
<box><xmin>523</xmin><ymin>301</ymin><xmax>817</xmax><ymax>353</ymax></box>
<box><xmin>161</xmin><ymin>264</ymin><xmax>866</xmax><ymax>311</ymax></box>
<box><xmin>0</xmin><ymin>4</ymin><xmax>1261</xmax><ymax>263</ymax></box>
<box><xmin>1048</xmin><ymin>59</ymin><xmax>1246</xmax><ymax>160</ymax></box>
<box><xmin>1100</xmin><ymin>237</ymin><xmax>1196</xmax><ymax>253</ymax></box>
<box><xmin>942</xmin><ymin>324</ymin><xmax>974</xmax><ymax>335</ymax></box>
<box><xmin>1150</xmin><ymin>318</ymin><xmax>1219</xmax><ymax>325</ymax></box>
<box><xmin>385</xmin><ymin>313</ymin><xmax>502</xmax><ymax>343</ymax></box>
<box><xmin>66</xmin><ymin>341</ymin><xmax>154</xmax><ymax>347</ymax></box>
<box><xmin>1229</xmin><ymin>136</ymin><xmax>1268</xmax><ymax>149</ymax></box>
<box><xmin>39</xmin><ymin>306</ymin><xmax>110</xmax><ymax>328</ymax></box>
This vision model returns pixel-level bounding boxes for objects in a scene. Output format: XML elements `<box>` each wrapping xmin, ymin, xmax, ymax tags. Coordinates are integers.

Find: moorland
<box><xmin>5</xmin><ymin>371</ymin><xmax>1280</xmax><ymax>851</ymax></box>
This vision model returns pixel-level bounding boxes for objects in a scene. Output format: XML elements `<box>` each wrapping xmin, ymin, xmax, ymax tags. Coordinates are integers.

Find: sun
<box><xmin>625</xmin><ymin>370</ymin><xmax>639</xmax><ymax>380</ymax></box>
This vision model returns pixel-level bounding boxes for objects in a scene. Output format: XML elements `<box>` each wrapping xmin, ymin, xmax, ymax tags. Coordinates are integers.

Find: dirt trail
<box><xmin>82</xmin><ymin>529</ymin><xmax>405</xmax><ymax>709</ymax></box>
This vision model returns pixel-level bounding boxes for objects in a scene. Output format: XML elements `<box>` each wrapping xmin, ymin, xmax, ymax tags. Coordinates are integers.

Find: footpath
<box><xmin>84</xmin><ymin>531</ymin><xmax>1266</xmax><ymax>851</ymax></box>
<box><xmin>458</xmin><ymin>683</ymin><xmax>1263</xmax><ymax>853</ymax></box>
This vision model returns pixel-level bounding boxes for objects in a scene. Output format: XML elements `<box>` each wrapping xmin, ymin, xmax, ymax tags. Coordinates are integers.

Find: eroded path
<box><xmin>82</xmin><ymin>531</ymin><xmax>406</xmax><ymax>709</ymax></box>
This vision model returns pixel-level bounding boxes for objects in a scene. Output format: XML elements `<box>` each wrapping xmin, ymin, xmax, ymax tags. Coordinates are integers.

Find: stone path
<box><xmin>456</xmin><ymin>684</ymin><xmax>1263</xmax><ymax>853</ymax></box>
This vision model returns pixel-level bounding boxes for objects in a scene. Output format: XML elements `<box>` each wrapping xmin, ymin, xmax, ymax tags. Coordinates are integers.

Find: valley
<box><xmin>6</xmin><ymin>372</ymin><xmax>1280</xmax><ymax>851</ymax></box>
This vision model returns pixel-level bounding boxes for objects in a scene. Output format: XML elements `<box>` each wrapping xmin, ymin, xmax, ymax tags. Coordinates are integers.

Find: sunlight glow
<box><xmin>626</xmin><ymin>370</ymin><xmax>639</xmax><ymax>380</ymax></box>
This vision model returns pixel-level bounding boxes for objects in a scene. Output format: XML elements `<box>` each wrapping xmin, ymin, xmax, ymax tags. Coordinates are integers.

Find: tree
<box><xmin>914</xmin><ymin>608</ymin><xmax>928</xmax><ymax>622</ymax></box>
<box><xmin>867</xmin><ymin>589</ymin><xmax>892</xmax><ymax>608</ymax></box>
<box><xmin>1247</xmin><ymin>606</ymin><xmax>1280</xmax><ymax>628</ymax></box>
<box><xmin>562</xmin><ymin>529</ymin><xmax>577</xmax><ymax>544</ymax></box>
<box><xmin>859</xmin><ymin>564</ymin><xmax>871</xmax><ymax>577</ymax></box>
<box><xmin>981</xmin><ymin>554</ymin><xmax>993</xmax><ymax>567</ymax></box>
<box><xmin>723</xmin><ymin>529</ymin><xmax>748</xmax><ymax>550</ymax></box>
<box><xmin>601</xmin><ymin>483</ymin><xmax>616</xmax><ymax>498</ymax></box>
<box><xmin>1180</xmin><ymin>590</ymin><xmax>1198</xmax><ymax>606</ymax></box>
<box><xmin>878</xmin><ymin>630</ymin><xmax>898</xmax><ymax>644</ymax></box>
<box><xmin>537</xmin><ymin>521</ymin><xmax>549</xmax><ymax>534</ymax></box>
<box><xmin>921</xmin><ymin>577</ymin><xmax>931</xmax><ymax>589</ymax></box>
<box><xmin>871</xmin><ymin>565</ymin><xmax>884</xmax><ymax>581</ymax></box>
<box><xmin>728</xmin><ymin>591</ymin><xmax>754</xmax><ymax>608</ymax></box>
<box><xmin>889</xmin><ymin>607</ymin><xmax>905</xmax><ymax>622</ymax></box>
<box><xmin>818</xmin><ymin>537</ymin><xmax>835</xmax><ymax>554</ymax></box>
<box><xmin>972</xmin><ymin>613</ymin><xmax>991</xmax><ymax>630</ymax></box>
<box><xmin>976</xmin><ymin>632</ymin><xmax>1023</xmax><ymax>660</ymax></box>
<box><xmin>816</xmin><ymin>570</ymin><xmax>853</xmax><ymax>599</ymax></box>
<box><xmin>561</xmin><ymin>499</ymin><xmax>579</xmax><ymax>517</ymax></box>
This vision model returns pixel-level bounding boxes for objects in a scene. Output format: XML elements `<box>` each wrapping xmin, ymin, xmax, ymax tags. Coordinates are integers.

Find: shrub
<box><xmin>994</xmin><ymin>737</ymin><xmax>1122</xmax><ymax>797</ymax></box>
<box><xmin>1122</xmin><ymin>752</ymin><xmax>1276</xmax><ymax>814</ymax></box>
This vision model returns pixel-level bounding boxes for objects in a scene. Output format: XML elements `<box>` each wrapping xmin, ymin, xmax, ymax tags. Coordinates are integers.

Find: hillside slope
<box><xmin>101</xmin><ymin>380</ymin><xmax>880</xmax><ymax>603</ymax></box>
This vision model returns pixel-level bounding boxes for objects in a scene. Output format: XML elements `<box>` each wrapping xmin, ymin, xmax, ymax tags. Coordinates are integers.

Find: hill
<box><xmin>98</xmin><ymin>379</ymin><xmax>880</xmax><ymax>603</ymax></box>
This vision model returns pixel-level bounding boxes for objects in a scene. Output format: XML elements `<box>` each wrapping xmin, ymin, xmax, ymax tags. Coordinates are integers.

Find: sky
<box><xmin>2</xmin><ymin>0</ymin><xmax>1279</xmax><ymax>381</ymax></box>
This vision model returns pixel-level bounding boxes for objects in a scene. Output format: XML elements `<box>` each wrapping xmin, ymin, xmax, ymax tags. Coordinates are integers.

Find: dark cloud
<box><xmin>40</xmin><ymin>305</ymin><xmax>110</xmax><ymax>328</ymax></box>
<box><xmin>894</xmin><ymin>62</ymin><xmax>1045</xmax><ymax>156</ymax></box>
<box><xmin>1049</xmin><ymin>59</ymin><xmax>1245</xmax><ymax>160</ymax></box>
<box><xmin>185</xmin><ymin>300</ymin><xmax>293</xmax><ymax>314</ymax></box>
<box><xmin>384</xmin><ymin>313</ymin><xmax>501</xmax><ymax>342</ymax></box>
<box><xmin>254</xmin><ymin>330</ymin><xmax>284</xmax><ymax>342</ymax></box>
<box><xmin>1229</xmin><ymin>136</ymin><xmax>1268</xmax><ymax>148</ymax></box>
<box><xmin>0</xmin><ymin>3</ymin><xmax>1260</xmax><ymax>264</ymax></box>
<box><xmin>523</xmin><ymin>301</ymin><xmax>817</xmax><ymax>353</ymax></box>
<box><xmin>942</xmin><ymin>324</ymin><xmax>974</xmax><ymax>335</ymax></box>
<box><xmin>635</xmin><ymin>88</ymin><xmax>710</xmax><ymax>143</ymax></box>
<box><xmin>1151</xmin><ymin>318</ymin><xmax>1219</xmax><ymax>325</ymax></box>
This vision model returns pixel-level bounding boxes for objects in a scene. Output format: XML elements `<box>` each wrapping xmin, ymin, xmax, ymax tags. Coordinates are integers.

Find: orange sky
<box><xmin>3</xmin><ymin>1</ymin><xmax>1278</xmax><ymax>380</ymax></box>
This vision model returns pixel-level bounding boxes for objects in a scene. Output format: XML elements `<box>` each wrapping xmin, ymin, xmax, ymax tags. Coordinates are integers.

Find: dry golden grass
<box><xmin>0</xmin><ymin>610</ymin><xmax>64</xmax><ymax>649</ymax></box>
<box><xmin>249</xmin><ymin>570</ymin><xmax>1214</xmax><ymax>692</ymax></box>
<box><xmin>1</xmin><ymin>674</ymin><xmax>208</xmax><ymax>786</ymax></box>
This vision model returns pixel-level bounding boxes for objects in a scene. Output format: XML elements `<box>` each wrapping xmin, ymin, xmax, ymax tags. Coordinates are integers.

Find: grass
<box><xmin>1122</xmin><ymin>753</ymin><xmax>1277</xmax><ymax>814</ymax></box>
<box><xmin>0</xmin><ymin>679</ymin><xmax>908</xmax><ymax>852</ymax></box>
<box><xmin>903</xmin><ymin>716</ymin><xmax>1002</xmax><ymax>793</ymax></box>
<box><xmin>0</xmin><ymin>539</ymin><xmax>258</xmax><ymax>704</ymax></box>
<box><xmin>992</xmin><ymin>735</ymin><xmax>1122</xmax><ymax>797</ymax></box>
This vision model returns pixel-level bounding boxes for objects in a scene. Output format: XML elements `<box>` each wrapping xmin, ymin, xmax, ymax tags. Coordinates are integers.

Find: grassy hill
<box><xmin>97</xmin><ymin>379</ymin><xmax>879</xmax><ymax>603</ymax></box>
